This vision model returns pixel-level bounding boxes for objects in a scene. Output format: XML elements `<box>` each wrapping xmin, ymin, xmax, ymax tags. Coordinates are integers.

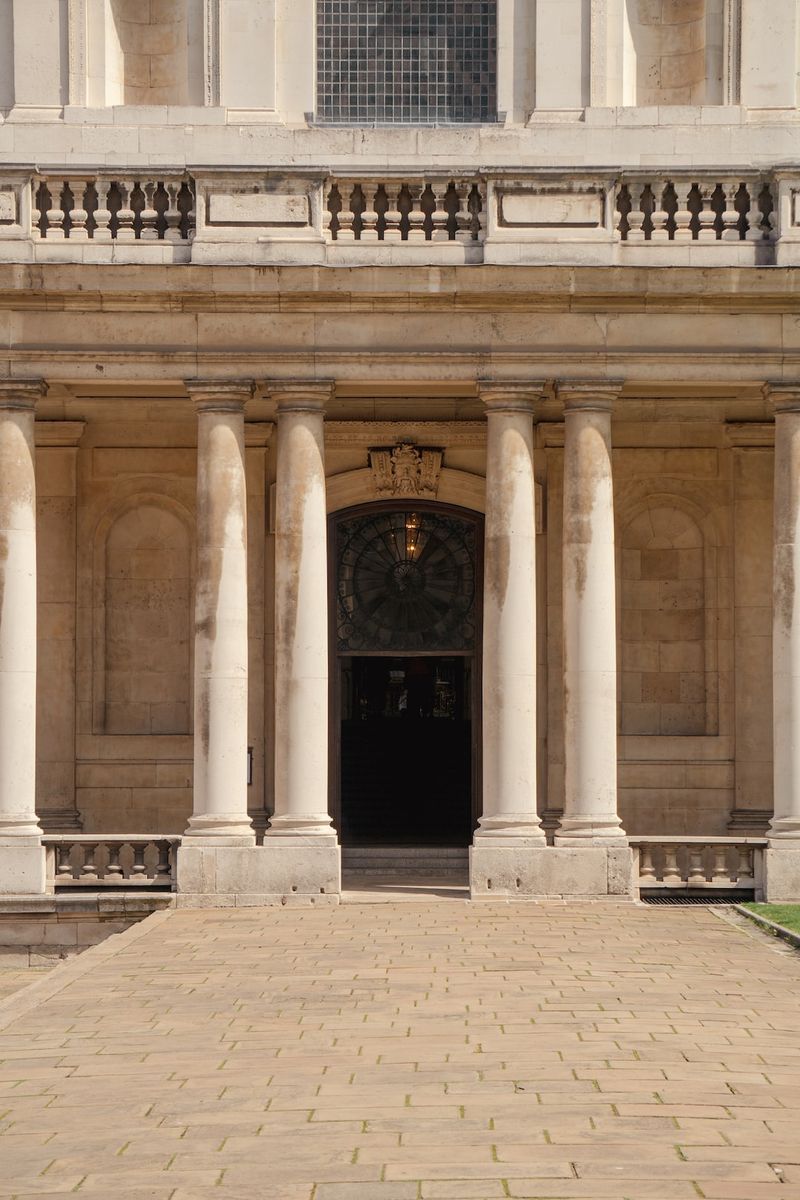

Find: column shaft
<box><xmin>185</xmin><ymin>381</ymin><xmax>254</xmax><ymax>845</ymax></box>
<box><xmin>269</xmin><ymin>383</ymin><xmax>334</xmax><ymax>837</ymax></box>
<box><xmin>476</xmin><ymin>385</ymin><xmax>545</xmax><ymax>842</ymax></box>
<box><xmin>0</xmin><ymin>382</ymin><xmax>46</xmax><ymax>894</ymax></box>
<box><xmin>558</xmin><ymin>384</ymin><xmax>625</xmax><ymax>844</ymax></box>
<box><xmin>771</xmin><ymin>389</ymin><xmax>800</xmax><ymax>841</ymax></box>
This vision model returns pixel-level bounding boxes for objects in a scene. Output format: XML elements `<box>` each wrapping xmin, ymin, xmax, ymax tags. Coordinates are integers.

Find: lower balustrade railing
<box><xmin>44</xmin><ymin>836</ymin><xmax>181</xmax><ymax>890</ymax></box>
<box><xmin>628</xmin><ymin>836</ymin><xmax>767</xmax><ymax>896</ymax></box>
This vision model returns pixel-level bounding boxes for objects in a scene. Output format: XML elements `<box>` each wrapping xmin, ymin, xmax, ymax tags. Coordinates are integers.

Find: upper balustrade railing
<box><xmin>0</xmin><ymin>168</ymin><xmax>798</xmax><ymax>265</ymax></box>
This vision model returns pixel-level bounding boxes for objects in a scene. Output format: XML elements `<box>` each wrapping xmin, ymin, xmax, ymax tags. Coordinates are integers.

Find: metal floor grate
<box><xmin>642</xmin><ymin>892</ymin><xmax>754</xmax><ymax>905</ymax></box>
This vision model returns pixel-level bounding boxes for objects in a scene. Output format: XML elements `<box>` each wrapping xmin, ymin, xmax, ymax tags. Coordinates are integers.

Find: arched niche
<box><xmin>624</xmin><ymin>0</ymin><xmax>725</xmax><ymax>105</ymax></box>
<box><xmin>99</xmin><ymin>499</ymin><xmax>192</xmax><ymax>735</ymax></box>
<box><xmin>107</xmin><ymin>0</ymin><xmax>204</xmax><ymax>106</ymax></box>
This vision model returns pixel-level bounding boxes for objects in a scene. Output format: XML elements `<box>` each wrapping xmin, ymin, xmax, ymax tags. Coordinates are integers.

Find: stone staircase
<box><xmin>341</xmin><ymin>846</ymin><xmax>469</xmax><ymax>882</ymax></box>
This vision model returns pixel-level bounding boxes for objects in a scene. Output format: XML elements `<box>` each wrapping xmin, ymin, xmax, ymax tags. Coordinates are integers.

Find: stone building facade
<box><xmin>1</xmin><ymin>0</ymin><xmax>800</xmax><ymax>901</ymax></box>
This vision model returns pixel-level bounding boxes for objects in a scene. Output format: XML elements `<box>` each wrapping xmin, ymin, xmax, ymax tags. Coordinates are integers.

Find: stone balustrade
<box><xmin>0</xmin><ymin>169</ymin><xmax>798</xmax><ymax>265</ymax></box>
<box><xmin>628</xmin><ymin>837</ymin><xmax>767</xmax><ymax>896</ymax></box>
<box><xmin>616</xmin><ymin>175</ymin><xmax>776</xmax><ymax>246</ymax></box>
<box><xmin>326</xmin><ymin>178</ymin><xmax>485</xmax><ymax>244</ymax></box>
<box><xmin>44</xmin><ymin>836</ymin><xmax>180</xmax><ymax>889</ymax></box>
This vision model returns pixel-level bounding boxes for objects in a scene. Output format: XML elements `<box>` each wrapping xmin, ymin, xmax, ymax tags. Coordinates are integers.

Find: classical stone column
<box><xmin>768</xmin><ymin>386</ymin><xmax>800</xmax><ymax>899</ymax></box>
<box><xmin>184</xmin><ymin>381</ymin><xmax>255</xmax><ymax>845</ymax></box>
<box><xmin>557</xmin><ymin>383</ymin><xmax>626</xmax><ymax>845</ymax></box>
<box><xmin>470</xmin><ymin>384</ymin><xmax>548</xmax><ymax>898</ymax></box>
<box><xmin>0</xmin><ymin>381</ymin><xmax>47</xmax><ymax>894</ymax></box>
<box><xmin>268</xmin><ymin>382</ymin><xmax>335</xmax><ymax>839</ymax></box>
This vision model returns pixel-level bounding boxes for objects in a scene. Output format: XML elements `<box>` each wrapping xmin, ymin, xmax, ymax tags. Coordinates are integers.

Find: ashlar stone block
<box><xmin>469</xmin><ymin>846</ymin><xmax>634</xmax><ymax>900</ymax></box>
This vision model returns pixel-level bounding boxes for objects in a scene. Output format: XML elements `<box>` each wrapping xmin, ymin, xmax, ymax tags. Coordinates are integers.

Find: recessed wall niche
<box><xmin>624</xmin><ymin>0</ymin><xmax>725</xmax><ymax>105</ymax></box>
<box><xmin>107</xmin><ymin>0</ymin><xmax>203</xmax><ymax>106</ymax></box>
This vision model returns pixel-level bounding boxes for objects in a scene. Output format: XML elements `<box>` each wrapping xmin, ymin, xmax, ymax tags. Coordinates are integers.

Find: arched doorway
<box><xmin>330</xmin><ymin>503</ymin><xmax>483</xmax><ymax>846</ymax></box>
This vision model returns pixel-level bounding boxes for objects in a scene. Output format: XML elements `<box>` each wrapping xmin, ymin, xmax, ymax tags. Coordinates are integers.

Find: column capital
<box><xmin>0</xmin><ymin>380</ymin><xmax>47</xmax><ymax>413</ymax></box>
<box><xmin>478</xmin><ymin>381</ymin><xmax>547</xmax><ymax>414</ymax></box>
<box><xmin>267</xmin><ymin>381</ymin><xmax>335</xmax><ymax>414</ymax></box>
<box><xmin>559</xmin><ymin>380</ymin><xmax>624</xmax><ymax>414</ymax></box>
<box><xmin>766</xmin><ymin>382</ymin><xmax>800</xmax><ymax>414</ymax></box>
<box><xmin>185</xmin><ymin>379</ymin><xmax>255</xmax><ymax>413</ymax></box>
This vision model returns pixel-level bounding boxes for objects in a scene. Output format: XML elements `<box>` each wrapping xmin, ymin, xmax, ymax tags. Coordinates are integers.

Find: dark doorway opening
<box><xmin>339</xmin><ymin>655</ymin><xmax>473</xmax><ymax>846</ymax></box>
<box><xmin>330</xmin><ymin>503</ymin><xmax>482</xmax><ymax>850</ymax></box>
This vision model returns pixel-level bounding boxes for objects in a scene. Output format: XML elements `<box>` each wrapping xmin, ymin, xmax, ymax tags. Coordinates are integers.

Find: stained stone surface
<box><xmin>1</xmin><ymin>903</ymin><xmax>800</xmax><ymax>1198</ymax></box>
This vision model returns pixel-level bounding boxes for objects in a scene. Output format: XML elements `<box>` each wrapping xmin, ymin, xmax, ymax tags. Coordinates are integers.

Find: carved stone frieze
<box><xmin>369</xmin><ymin>443</ymin><xmax>444</xmax><ymax>499</ymax></box>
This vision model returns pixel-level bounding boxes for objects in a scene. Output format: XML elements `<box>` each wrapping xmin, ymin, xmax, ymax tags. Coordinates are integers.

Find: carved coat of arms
<box><xmin>369</xmin><ymin>443</ymin><xmax>443</xmax><ymax>499</ymax></box>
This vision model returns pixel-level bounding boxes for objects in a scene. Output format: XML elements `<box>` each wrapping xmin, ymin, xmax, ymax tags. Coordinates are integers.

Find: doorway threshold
<box><xmin>341</xmin><ymin>875</ymin><xmax>470</xmax><ymax>902</ymax></box>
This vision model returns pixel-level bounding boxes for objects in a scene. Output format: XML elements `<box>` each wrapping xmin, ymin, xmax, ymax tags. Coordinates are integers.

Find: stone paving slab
<box><xmin>0</xmin><ymin>903</ymin><xmax>799</xmax><ymax>1199</ymax></box>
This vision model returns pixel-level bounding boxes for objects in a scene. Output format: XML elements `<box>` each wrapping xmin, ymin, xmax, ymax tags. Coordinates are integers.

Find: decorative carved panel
<box><xmin>369</xmin><ymin>444</ymin><xmax>443</xmax><ymax>499</ymax></box>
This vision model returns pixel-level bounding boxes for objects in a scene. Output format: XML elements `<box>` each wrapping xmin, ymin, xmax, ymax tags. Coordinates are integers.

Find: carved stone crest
<box><xmin>369</xmin><ymin>443</ymin><xmax>443</xmax><ymax>499</ymax></box>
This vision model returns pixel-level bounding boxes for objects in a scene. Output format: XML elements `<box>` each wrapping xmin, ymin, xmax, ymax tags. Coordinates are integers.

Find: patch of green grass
<box><xmin>743</xmin><ymin>903</ymin><xmax>800</xmax><ymax>934</ymax></box>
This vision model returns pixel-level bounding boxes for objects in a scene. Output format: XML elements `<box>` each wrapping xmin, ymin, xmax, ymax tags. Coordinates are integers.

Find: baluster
<box><xmin>383</xmin><ymin>184</ymin><xmax>402</xmax><ymax>243</ymax></box>
<box><xmin>164</xmin><ymin>183</ymin><xmax>183</xmax><ymax>243</ymax></box>
<box><xmin>80</xmin><ymin>843</ymin><xmax>99</xmax><ymax>882</ymax></box>
<box><xmin>130</xmin><ymin>841</ymin><xmax>148</xmax><ymax>881</ymax></box>
<box><xmin>638</xmin><ymin>845</ymin><xmax>656</xmax><ymax>883</ymax></box>
<box><xmin>407</xmin><ymin>184</ymin><xmax>427</xmax><ymax>244</ymax></box>
<box><xmin>69</xmin><ymin>181</ymin><xmax>89</xmax><ymax>242</ymax></box>
<box><xmin>662</xmin><ymin>844</ymin><xmax>682</xmax><ymax>886</ymax></box>
<box><xmin>93</xmin><ymin>180</ymin><xmax>113</xmax><ymax>242</ymax></box>
<box><xmin>650</xmin><ymin>182</ymin><xmax>670</xmax><ymax>243</ymax></box>
<box><xmin>736</xmin><ymin>846</ymin><xmax>755</xmax><ymax>886</ymax></box>
<box><xmin>745</xmin><ymin>184</ymin><xmax>766</xmax><ymax>243</ymax></box>
<box><xmin>711</xmin><ymin>845</ymin><xmax>730</xmax><ymax>885</ymax></box>
<box><xmin>140</xmin><ymin>182</ymin><xmax>160</xmax><ymax>242</ymax></box>
<box><xmin>115</xmin><ymin>181</ymin><xmax>136</xmax><ymax>242</ymax></box>
<box><xmin>337</xmin><ymin>183</ymin><xmax>356</xmax><ymax>242</ymax></box>
<box><xmin>673</xmin><ymin>182</ymin><xmax>693</xmax><ymax>244</ymax></box>
<box><xmin>46</xmin><ymin>182</ymin><xmax>67</xmax><ymax>241</ymax></box>
<box><xmin>687</xmin><ymin>845</ymin><xmax>707</xmax><ymax>887</ymax></box>
<box><xmin>626</xmin><ymin>183</ymin><xmax>647</xmax><ymax>243</ymax></box>
<box><xmin>429</xmin><ymin>178</ymin><xmax>451</xmax><ymax>243</ymax></box>
<box><xmin>721</xmin><ymin>182</ymin><xmax>742</xmax><ymax>242</ymax></box>
<box><xmin>105</xmin><ymin>843</ymin><xmax>124</xmax><ymax>882</ymax></box>
<box><xmin>55</xmin><ymin>842</ymin><xmax>74</xmax><ymax>882</ymax></box>
<box><xmin>697</xmin><ymin>186</ymin><xmax>717</xmax><ymax>242</ymax></box>
<box><xmin>183</xmin><ymin>182</ymin><xmax>196</xmax><ymax>241</ymax></box>
<box><xmin>358</xmin><ymin>183</ymin><xmax>379</xmax><ymax>243</ymax></box>
<box><xmin>155</xmin><ymin>839</ymin><xmax>172</xmax><ymax>882</ymax></box>
<box><xmin>454</xmin><ymin>181</ymin><xmax>474</xmax><ymax>245</ymax></box>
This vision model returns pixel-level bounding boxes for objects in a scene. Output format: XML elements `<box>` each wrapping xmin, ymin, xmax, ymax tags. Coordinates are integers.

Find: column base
<box><xmin>0</xmin><ymin>839</ymin><xmax>47</xmax><ymax>896</ymax></box>
<box><xmin>470</xmin><ymin>843</ymin><xmax>634</xmax><ymax>900</ymax></box>
<box><xmin>554</xmin><ymin>817</ymin><xmax>627</xmax><ymax>846</ymax></box>
<box><xmin>474</xmin><ymin>815</ymin><xmax>546</xmax><ymax>843</ymax></box>
<box><xmin>182</xmin><ymin>813</ymin><xmax>256</xmax><ymax>846</ymax></box>
<box><xmin>176</xmin><ymin>839</ymin><xmax>341</xmax><ymax>906</ymax></box>
<box><xmin>763</xmin><ymin>847</ymin><xmax>800</xmax><ymax>902</ymax></box>
<box><xmin>266</xmin><ymin>814</ymin><xmax>336</xmax><ymax>836</ymax></box>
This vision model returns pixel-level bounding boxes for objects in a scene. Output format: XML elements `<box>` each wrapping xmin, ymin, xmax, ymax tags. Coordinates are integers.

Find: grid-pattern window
<box><xmin>316</xmin><ymin>1</ymin><xmax>497</xmax><ymax>125</ymax></box>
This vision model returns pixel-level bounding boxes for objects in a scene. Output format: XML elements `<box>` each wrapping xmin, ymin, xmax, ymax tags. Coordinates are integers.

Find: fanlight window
<box><xmin>316</xmin><ymin>0</ymin><xmax>498</xmax><ymax>125</ymax></box>
<box><xmin>335</xmin><ymin>509</ymin><xmax>478</xmax><ymax>652</ymax></box>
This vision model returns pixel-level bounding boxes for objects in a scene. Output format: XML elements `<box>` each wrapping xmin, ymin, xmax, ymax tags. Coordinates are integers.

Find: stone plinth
<box><xmin>176</xmin><ymin>842</ymin><xmax>342</xmax><ymax>907</ymax></box>
<box><xmin>470</xmin><ymin>845</ymin><xmax>634</xmax><ymax>900</ymax></box>
<box><xmin>763</xmin><ymin>849</ymin><xmax>800</xmax><ymax>902</ymax></box>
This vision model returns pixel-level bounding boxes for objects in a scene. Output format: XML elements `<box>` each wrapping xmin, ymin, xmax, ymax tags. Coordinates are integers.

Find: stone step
<box><xmin>341</xmin><ymin>846</ymin><xmax>469</xmax><ymax>877</ymax></box>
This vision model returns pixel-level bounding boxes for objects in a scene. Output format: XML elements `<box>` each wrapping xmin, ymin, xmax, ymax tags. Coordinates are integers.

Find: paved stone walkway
<box><xmin>1</xmin><ymin>903</ymin><xmax>800</xmax><ymax>1200</ymax></box>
